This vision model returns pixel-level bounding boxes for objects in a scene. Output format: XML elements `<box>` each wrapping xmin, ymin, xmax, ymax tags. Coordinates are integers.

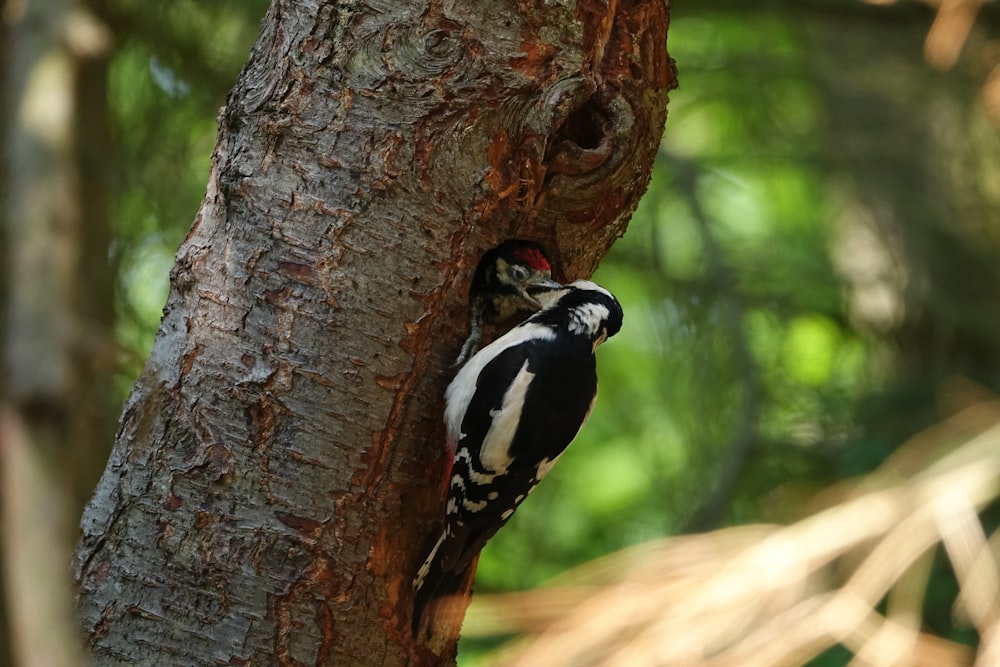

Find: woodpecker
<box><xmin>453</xmin><ymin>240</ymin><xmax>561</xmax><ymax>366</ymax></box>
<box><xmin>413</xmin><ymin>279</ymin><xmax>623</xmax><ymax>637</ymax></box>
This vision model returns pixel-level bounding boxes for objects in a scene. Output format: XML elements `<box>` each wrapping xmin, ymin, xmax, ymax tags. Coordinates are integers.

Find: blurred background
<box><xmin>2</xmin><ymin>0</ymin><xmax>999</xmax><ymax>665</ymax></box>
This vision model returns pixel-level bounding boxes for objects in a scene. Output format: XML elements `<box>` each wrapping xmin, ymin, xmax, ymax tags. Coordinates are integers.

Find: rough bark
<box><xmin>74</xmin><ymin>0</ymin><xmax>675</xmax><ymax>664</ymax></box>
<box><xmin>1</xmin><ymin>0</ymin><xmax>113</xmax><ymax>665</ymax></box>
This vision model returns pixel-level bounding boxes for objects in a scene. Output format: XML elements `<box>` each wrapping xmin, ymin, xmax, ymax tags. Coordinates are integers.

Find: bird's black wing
<box><xmin>444</xmin><ymin>337</ymin><xmax>597</xmax><ymax>573</ymax></box>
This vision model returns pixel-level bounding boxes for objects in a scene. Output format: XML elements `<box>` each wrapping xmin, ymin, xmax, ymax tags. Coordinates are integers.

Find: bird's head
<box><xmin>474</xmin><ymin>241</ymin><xmax>562</xmax><ymax>320</ymax></box>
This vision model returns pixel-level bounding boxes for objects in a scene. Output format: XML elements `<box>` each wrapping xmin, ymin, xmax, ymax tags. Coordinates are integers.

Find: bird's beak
<box><xmin>523</xmin><ymin>278</ymin><xmax>564</xmax><ymax>310</ymax></box>
<box><xmin>530</xmin><ymin>278</ymin><xmax>563</xmax><ymax>291</ymax></box>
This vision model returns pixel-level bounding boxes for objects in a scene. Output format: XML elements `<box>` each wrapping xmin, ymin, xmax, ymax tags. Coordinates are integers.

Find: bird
<box><xmin>413</xmin><ymin>278</ymin><xmax>623</xmax><ymax>637</ymax></box>
<box><xmin>453</xmin><ymin>240</ymin><xmax>562</xmax><ymax>366</ymax></box>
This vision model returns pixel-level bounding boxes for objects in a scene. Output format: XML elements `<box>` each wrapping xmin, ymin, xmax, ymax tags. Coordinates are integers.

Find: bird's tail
<box><xmin>412</xmin><ymin>532</ymin><xmax>477</xmax><ymax>639</ymax></box>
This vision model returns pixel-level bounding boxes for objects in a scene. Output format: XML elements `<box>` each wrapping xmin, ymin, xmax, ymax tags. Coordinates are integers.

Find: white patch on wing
<box><xmin>445</xmin><ymin>322</ymin><xmax>556</xmax><ymax>441</ymax></box>
<box><xmin>463</xmin><ymin>498</ymin><xmax>488</xmax><ymax>512</ymax></box>
<box><xmin>478</xmin><ymin>360</ymin><xmax>533</xmax><ymax>475</ymax></box>
<box><xmin>535</xmin><ymin>454</ymin><xmax>563</xmax><ymax>481</ymax></box>
<box><xmin>453</xmin><ymin>447</ymin><xmax>498</xmax><ymax>484</ymax></box>
<box><xmin>470</xmin><ymin>470</ymin><xmax>497</xmax><ymax>484</ymax></box>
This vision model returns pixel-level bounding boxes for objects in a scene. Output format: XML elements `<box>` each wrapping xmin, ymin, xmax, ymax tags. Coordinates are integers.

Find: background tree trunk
<box><xmin>1</xmin><ymin>0</ymin><xmax>113</xmax><ymax>665</ymax></box>
<box><xmin>74</xmin><ymin>0</ymin><xmax>674</xmax><ymax>663</ymax></box>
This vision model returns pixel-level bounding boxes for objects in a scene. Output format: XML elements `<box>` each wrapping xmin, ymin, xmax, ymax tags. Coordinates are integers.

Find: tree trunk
<box><xmin>74</xmin><ymin>0</ymin><xmax>675</xmax><ymax>664</ymax></box>
<box><xmin>1</xmin><ymin>0</ymin><xmax>113</xmax><ymax>665</ymax></box>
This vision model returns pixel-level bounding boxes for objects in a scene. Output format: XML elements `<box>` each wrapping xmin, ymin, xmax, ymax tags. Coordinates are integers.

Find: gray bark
<box><xmin>74</xmin><ymin>0</ymin><xmax>674</xmax><ymax>664</ymax></box>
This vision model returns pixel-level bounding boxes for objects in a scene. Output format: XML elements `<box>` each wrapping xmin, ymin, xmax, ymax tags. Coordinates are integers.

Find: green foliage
<box><xmin>466</xmin><ymin>5</ymin><xmax>1000</xmax><ymax>664</ymax></box>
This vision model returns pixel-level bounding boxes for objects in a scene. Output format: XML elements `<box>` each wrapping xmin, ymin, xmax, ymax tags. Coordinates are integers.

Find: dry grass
<box><xmin>464</xmin><ymin>389</ymin><xmax>1000</xmax><ymax>666</ymax></box>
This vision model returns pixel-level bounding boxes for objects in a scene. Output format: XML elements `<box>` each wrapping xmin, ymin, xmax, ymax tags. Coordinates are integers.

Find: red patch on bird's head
<box><xmin>513</xmin><ymin>247</ymin><xmax>550</xmax><ymax>272</ymax></box>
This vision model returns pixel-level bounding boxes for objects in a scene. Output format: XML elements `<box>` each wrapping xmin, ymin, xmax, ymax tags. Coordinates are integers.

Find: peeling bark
<box><xmin>74</xmin><ymin>0</ymin><xmax>675</xmax><ymax>664</ymax></box>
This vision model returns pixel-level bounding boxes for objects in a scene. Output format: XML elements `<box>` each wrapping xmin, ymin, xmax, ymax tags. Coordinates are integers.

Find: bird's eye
<box><xmin>510</xmin><ymin>265</ymin><xmax>530</xmax><ymax>281</ymax></box>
